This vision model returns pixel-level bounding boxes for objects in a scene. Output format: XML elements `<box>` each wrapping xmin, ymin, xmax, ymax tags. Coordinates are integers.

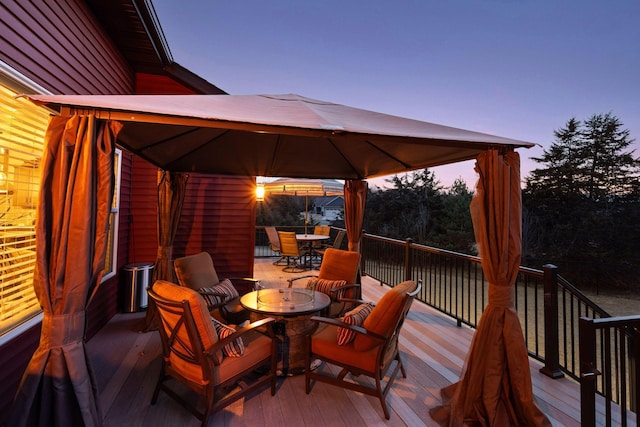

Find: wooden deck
<box><xmin>88</xmin><ymin>257</ymin><xmax>586</xmax><ymax>426</ymax></box>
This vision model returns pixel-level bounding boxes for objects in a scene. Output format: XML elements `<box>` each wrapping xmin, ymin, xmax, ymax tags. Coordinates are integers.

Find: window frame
<box><xmin>102</xmin><ymin>148</ymin><xmax>122</xmax><ymax>282</ymax></box>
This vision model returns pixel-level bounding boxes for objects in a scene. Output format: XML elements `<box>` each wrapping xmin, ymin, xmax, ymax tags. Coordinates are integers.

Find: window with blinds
<box><xmin>0</xmin><ymin>83</ymin><xmax>49</xmax><ymax>335</ymax></box>
<box><xmin>0</xmin><ymin>80</ymin><xmax>122</xmax><ymax>337</ymax></box>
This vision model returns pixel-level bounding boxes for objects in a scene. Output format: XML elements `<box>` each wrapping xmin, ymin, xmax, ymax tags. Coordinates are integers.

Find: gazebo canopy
<box><xmin>26</xmin><ymin>93</ymin><xmax>534</xmax><ymax>180</ymax></box>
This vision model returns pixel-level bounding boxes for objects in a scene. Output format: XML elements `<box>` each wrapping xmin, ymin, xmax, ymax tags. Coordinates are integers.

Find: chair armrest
<box><xmin>310</xmin><ymin>316</ymin><xmax>386</xmax><ymax>344</ymax></box>
<box><xmin>329</xmin><ymin>283</ymin><xmax>360</xmax><ymax>297</ymax></box>
<box><xmin>228</xmin><ymin>277</ymin><xmax>260</xmax><ymax>283</ymax></box>
<box><xmin>337</xmin><ymin>297</ymin><xmax>366</xmax><ymax>304</ymax></box>
<box><xmin>228</xmin><ymin>277</ymin><xmax>261</xmax><ymax>295</ymax></box>
<box><xmin>287</xmin><ymin>275</ymin><xmax>317</xmax><ymax>287</ymax></box>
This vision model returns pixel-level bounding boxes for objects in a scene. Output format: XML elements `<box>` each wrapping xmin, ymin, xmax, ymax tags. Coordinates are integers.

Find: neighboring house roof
<box><xmin>85</xmin><ymin>0</ymin><xmax>226</xmax><ymax>94</ymax></box>
<box><xmin>314</xmin><ymin>196</ymin><xmax>344</xmax><ymax>208</ymax></box>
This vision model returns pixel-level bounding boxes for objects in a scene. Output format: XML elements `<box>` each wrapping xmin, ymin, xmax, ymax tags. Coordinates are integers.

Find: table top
<box><xmin>240</xmin><ymin>288</ymin><xmax>330</xmax><ymax>316</ymax></box>
<box><xmin>295</xmin><ymin>234</ymin><xmax>330</xmax><ymax>242</ymax></box>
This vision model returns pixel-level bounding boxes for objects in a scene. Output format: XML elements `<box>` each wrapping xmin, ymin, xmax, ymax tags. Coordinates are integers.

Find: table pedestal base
<box><xmin>249</xmin><ymin>312</ymin><xmax>317</xmax><ymax>376</ymax></box>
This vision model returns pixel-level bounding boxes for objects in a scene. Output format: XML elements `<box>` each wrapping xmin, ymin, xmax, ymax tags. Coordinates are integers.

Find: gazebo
<box><xmin>9</xmin><ymin>93</ymin><xmax>549</xmax><ymax>426</ymax></box>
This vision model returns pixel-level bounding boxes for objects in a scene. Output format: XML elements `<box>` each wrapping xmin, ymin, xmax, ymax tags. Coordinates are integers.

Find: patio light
<box><xmin>255</xmin><ymin>183</ymin><xmax>265</xmax><ymax>202</ymax></box>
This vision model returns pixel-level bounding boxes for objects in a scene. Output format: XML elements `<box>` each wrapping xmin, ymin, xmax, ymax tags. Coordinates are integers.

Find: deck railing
<box><xmin>579</xmin><ymin>315</ymin><xmax>640</xmax><ymax>427</ymax></box>
<box><xmin>254</xmin><ymin>226</ymin><xmax>639</xmax><ymax>423</ymax></box>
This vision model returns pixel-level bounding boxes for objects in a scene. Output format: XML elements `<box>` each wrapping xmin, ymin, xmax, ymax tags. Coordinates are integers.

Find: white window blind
<box><xmin>0</xmin><ymin>83</ymin><xmax>48</xmax><ymax>335</ymax></box>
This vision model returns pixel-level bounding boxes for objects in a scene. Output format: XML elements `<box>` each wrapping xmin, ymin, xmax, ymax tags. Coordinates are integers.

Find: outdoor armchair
<box><xmin>305</xmin><ymin>280</ymin><xmax>421</xmax><ymax>420</ymax></box>
<box><xmin>174</xmin><ymin>251</ymin><xmax>258</xmax><ymax>324</ymax></box>
<box><xmin>287</xmin><ymin>248</ymin><xmax>361</xmax><ymax>317</ymax></box>
<box><xmin>148</xmin><ymin>280</ymin><xmax>277</xmax><ymax>426</ymax></box>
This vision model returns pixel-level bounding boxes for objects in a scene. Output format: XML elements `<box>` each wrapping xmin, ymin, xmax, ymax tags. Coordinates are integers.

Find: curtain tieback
<box><xmin>488</xmin><ymin>284</ymin><xmax>514</xmax><ymax>308</ymax></box>
<box><xmin>41</xmin><ymin>312</ymin><xmax>86</xmax><ymax>347</ymax></box>
<box><xmin>157</xmin><ymin>246</ymin><xmax>173</xmax><ymax>260</ymax></box>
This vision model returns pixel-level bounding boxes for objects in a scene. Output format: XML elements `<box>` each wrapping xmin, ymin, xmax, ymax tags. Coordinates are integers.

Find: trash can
<box><xmin>121</xmin><ymin>262</ymin><xmax>154</xmax><ymax>313</ymax></box>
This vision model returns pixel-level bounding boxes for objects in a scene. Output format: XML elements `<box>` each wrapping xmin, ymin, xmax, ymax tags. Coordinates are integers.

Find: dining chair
<box><xmin>173</xmin><ymin>251</ymin><xmax>257</xmax><ymax>324</ymax></box>
<box><xmin>315</xmin><ymin>229</ymin><xmax>346</xmax><ymax>259</ymax></box>
<box><xmin>287</xmin><ymin>248</ymin><xmax>361</xmax><ymax>317</ymax></box>
<box><xmin>313</xmin><ymin>225</ymin><xmax>330</xmax><ymax>236</ymax></box>
<box><xmin>264</xmin><ymin>226</ymin><xmax>286</xmax><ymax>266</ymax></box>
<box><xmin>309</xmin><ymin>225</ymin><xmax>331</xmax><ymax>263</ymax></box>
<box><xmin>277</xmin><ymin>231</ymin><xmax>305</xmax><ymax>273</ymax></box>
<box><xmin>148</xmin><ymin>280</ymin><xmax>277</xmax><ymax>426</ymax></box>
<box><xmin>305</xmin><ymin>280</ymin><xmax>421</xmax><ymax>420</ymax></box>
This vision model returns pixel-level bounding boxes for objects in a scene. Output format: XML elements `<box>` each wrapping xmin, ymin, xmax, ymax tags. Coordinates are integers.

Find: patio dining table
<box><xmin>296</xmin><ymin>233</ymin><xmax>330</xmax><ymax>270</ymax></box>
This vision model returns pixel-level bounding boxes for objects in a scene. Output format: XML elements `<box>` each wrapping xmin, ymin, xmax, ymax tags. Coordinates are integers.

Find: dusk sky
<box><xmin>152</xmin><ymin>0</ymin><xmax>639</xmax><ymax>189</ymax></box>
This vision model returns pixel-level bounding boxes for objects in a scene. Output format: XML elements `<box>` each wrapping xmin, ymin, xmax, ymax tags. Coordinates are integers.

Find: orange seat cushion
<box><xmin>311</xmin><ymin>324</ymin><xmax>379</xmax><ymax>373</ymax></box>
<box><xmin>214</xmin><ymin>333</ymin><xmax>273</xmax><ymax>384</ymax></box>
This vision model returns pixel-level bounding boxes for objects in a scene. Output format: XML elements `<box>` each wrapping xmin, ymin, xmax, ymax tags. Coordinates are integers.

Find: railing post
<box><xmin>579</xmin><ymin>317</ymin><xmax>598</xmax><ymax>427</ymax></box>
<box><xmin>632</xmin><ymin>325</ymin><xmax>639</xmax><ymax>413</ymax></box>
<box><xmin>540</xmin><ymin>264</ymin><xmax>564</xmax><ymax>379</ymax></box>
<box><xmin>404</xmin><ymin>238</ymin><xmax>413</xmax><ymax>282</ymax></box>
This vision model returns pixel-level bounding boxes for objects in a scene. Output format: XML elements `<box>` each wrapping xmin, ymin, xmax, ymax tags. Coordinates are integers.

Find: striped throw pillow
<box><xmin>336</xmin><ymin>302</ymin><xmax>374</xmax><ymax>345</ymax></box>
<box><xmin>212</xmin><ymin>318</ymin><xmax>245</xmax><ymax>357</ymax></box>
<box><xmin>198</xmin><ymin>278</ymin><xmax>239</xmax><ymax>307</ymax></box>
<box><xmin>215</xmin><ymin>278</ymin><xmax>239</xmax><ymax>299</ymax></box>
<box><xmin>307</xmin><ymin>277</ymin><xmax>348</xmax><ymax>300</ymax></box>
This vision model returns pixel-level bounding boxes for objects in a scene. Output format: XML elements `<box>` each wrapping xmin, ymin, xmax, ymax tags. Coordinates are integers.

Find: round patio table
<box><xmin>296</xmin><ymin>234</ymin><xmax>330</xmax><ymax>270</ymax></box>
<box><xmin>240</xmin><ymin>288</ymin><xmax>330</xmax><ymax>375</ymax></box>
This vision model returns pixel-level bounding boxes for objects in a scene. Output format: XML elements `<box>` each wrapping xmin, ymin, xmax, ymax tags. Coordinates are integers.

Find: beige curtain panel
<box><xmin>344</xmin><ymin>179</ymin><xmax>367</xmax><ymax>253</ymax></box>
<box><xmin>430</xmin><ymin>149</ymin><xmax>551</xmax><ymax>426</ymax></box>
<box><xmin>9</xmin><ymin>115</ymin><xmax>121</xmax><ymax>427</ymax></box>
<box><xmin>143</xmin><ymin>170</ymin><xmax>189</xmax><ymax>331</ymax></box>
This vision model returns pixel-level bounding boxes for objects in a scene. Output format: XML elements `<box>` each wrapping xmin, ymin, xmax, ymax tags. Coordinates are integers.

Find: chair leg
<box><xmin>151</xmin><ymin>369</ymin><xmax>166</xmax><ymax>405</ymax></box>
<box><xmin>305</xmin><ymin>337</ymin><xmax>313</xmax><ymax>394</ymax></box>
<box><xmin>376</xmin><ymin>377</ymin><xmax>391</xmax><ymax>420</ymax></box>
<box><xmin>272</xmin><ymin>255</ymin><xmax>287</xmax><ymax>266</ymax></box>
<box><xmin>282</xmin><ymin>255</ymin><xmax>305</xmax><ymax>273</ymax></box>
<box><xmin>201</xmin><ymin>385</ymin><xmax>215</xmax><ymax>427</ymax></box>
<box><xmin>270</xmin><ymin>345</ymin><xmax>278</xmax><ymax>396</ymax></box>
<box><xmin>397</xmin><ymin>352</ymin><xmax>407</xmax><ymax>378</ymax></box>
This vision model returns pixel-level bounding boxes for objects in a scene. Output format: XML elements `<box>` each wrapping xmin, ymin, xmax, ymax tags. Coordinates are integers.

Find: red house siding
<box><xmin>136</xmin><ymin>73</ymin><xmax>197</xmax><ymax>94</ymax></box>
<box><xmin>174</xmin><ymin>174</ymin><xmax>256</xmax><ymax>278</ymax></box>
<box><xmin>0</xmin><ymin>0</ymin><xmax>132</xmax><ymax>94</ymax></box>
<box><xmin>128</xmin><ymin>157</ymin><xmax>257</xmax><ymax>279</ymax></box>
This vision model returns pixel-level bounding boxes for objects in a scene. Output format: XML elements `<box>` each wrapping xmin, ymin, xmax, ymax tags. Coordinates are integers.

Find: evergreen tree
<box><xmin>256</xmin><ymin>195</ymin><xmax>305</xmax><ymax>226</ymax></box>
<box><xmin>431</xmin><ymin>178</ymin><xmax>475</xmax><ymax>253</ymax></box>
<box><xmin>364</xmin><ymin>170</ymin><xmax>443</xmax><ymax>244</ymax></box>
<box><xmin>579</xmin><ymin>113</ymin><xmax>639</xmax><ymax>200</ymax></box>
<box><xmin>523</xmin><ymin>113</ymin><xmax>639</xmax><ymax>290</ymax></box>
<box><xmin>526</xmin><ymin>117</ymin><xmax>582</xmax><ymax>199</ymax></box>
